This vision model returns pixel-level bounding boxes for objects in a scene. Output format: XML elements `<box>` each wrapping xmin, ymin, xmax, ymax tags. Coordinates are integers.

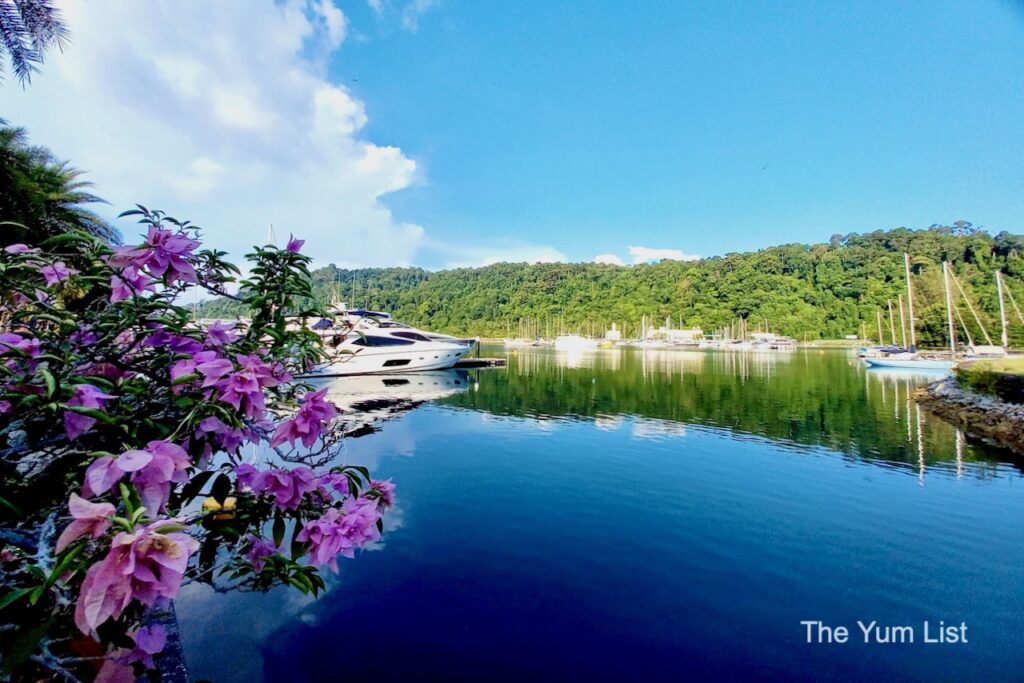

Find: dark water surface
<box><xmin>178</xmin><ymin>347</ymin><xmax>1024</xmax><ymax>682</ymax></box>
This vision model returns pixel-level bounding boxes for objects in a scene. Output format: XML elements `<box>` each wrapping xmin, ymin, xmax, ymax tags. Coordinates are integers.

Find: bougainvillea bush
<box><xmin>0</xmin><ymin>208</ymin><xmax>393</xmax><ymax>681</ymax></box>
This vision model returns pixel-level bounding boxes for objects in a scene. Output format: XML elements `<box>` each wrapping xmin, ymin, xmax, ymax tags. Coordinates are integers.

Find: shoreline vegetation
<box><xmin>201</xmin><ymin>225</ymin><xmax>1024</xmax><ymax>347</ymax></box>
<box><xmin>915</xmin><ymin>359</ymin><xmax>1024</xmax><ymax>454</ymax></box>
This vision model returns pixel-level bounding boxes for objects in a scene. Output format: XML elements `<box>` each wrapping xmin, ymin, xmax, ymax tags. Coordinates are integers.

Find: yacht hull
<box><xmin>863</xmin><ymin>357</ymin><xmax>955</xmax><ymax>371</ymax></box>
<box><xmin>319</xmin><ymin>343</ymin><xmax>471</xmax><ymax>376</ymax></box>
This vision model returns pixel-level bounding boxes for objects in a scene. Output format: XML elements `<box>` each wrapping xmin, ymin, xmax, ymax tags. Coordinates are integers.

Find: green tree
<box><xmin>0</xmin><ymin>121</ymin><xmax>118</xmax><ymax>245</ymax></box>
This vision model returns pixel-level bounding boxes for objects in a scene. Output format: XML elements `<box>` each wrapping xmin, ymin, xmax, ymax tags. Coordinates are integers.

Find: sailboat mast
<box><xmin>942</xmin><ymin>261</ymin><xmax>956</xmax><ymax>355</ymax></box>
<box><xmin>876</xmin><ymin>311</ymin><xmax>884</xmax><ymax>345</ymax></box>
<box><xmin>996</xmin><ymin>271</ymin><xmax>1009</xmax><ymax>349</ymax></box>
<box><xmin>887</xmin><ymin>299</ymin><xmax>897</xmax><ymax>345</ymax></box>
<box><xmin>897</xmin><ymin>294</ymin><xmax>907</xmax><ymax>349</ymax></box>
<box><xmin>904</xmin><ymin>253</ymin><xmax>917</xmax><ymax>351</ymax></box>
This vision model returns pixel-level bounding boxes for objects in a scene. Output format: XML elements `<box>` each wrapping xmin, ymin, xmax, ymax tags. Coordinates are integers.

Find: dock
<box><xmin>454</xmin><ymin>357</ymin><xmax>506</xmax><ymax>369</ymax></box>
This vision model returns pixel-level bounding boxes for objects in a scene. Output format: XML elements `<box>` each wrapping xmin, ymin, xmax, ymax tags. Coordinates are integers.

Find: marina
<box><xmin>178</xmin><ymin>345</ymin><xmax>1024</xmax><ymax>682</ymax></box>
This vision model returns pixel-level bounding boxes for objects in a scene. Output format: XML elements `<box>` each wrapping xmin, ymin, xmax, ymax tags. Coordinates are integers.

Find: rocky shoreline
<box><xmin>914</xmin><ymin>376</ymin><xmax>1024</xmax><ymax>454</ymax></box>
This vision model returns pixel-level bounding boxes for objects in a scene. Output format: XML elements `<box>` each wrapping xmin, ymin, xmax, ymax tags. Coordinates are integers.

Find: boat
<box><xmin>554</xmin><ymin>335</ymin><xmax>600</xmax><ymax>350</ymax></box>
<box><xmin>309</xmin><ymin>303</ymin><xmax>474</xmax><ymax>375</ymax></box>
<box><xmin>864</xmin><ymin>355</ymin><xmax>955</xmax><ymax>370</ymax></box>
<box><xmin>862</xmin><ymin>254</ymin><xmax>956</xmax><ymax>372</ymax></box>
<box><xmin>504</xmin><ymin>338</ymin><xmax>539</xmax><ymax>348</ymax></box>
<box><xmin>319</xmin><ymin>327</ymin><xmax>472</xmax><ymax>375</ymax></box>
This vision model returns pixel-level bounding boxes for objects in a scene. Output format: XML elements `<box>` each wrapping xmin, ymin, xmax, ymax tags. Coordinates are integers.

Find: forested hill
<box><xmin>200</xmin><ymin>225</ymin><xmax>1024</xmax><ymax>347</ymax></box>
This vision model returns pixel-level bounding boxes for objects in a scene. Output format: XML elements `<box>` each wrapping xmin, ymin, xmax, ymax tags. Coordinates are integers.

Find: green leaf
<box><xmin>0</xmin><ymin>618</ymin><xmax>53</xmax><ymax>675</ymax></box>
<box><xmin>272</xmin><ymin>516</ymin><xmax>286</xmax><ymax>548</ymax></box>
<box><xmin>38</xmin><ymin>367</ymin><xmax>56</xmax><ymax>398</ymax></box>
<box><xmin>179</xmin><ymin>470</ymin><xmax>215</xmax><ymax>503</ymax></box>
<box><xmin>0</xmin><ymin>587</ymin><xmax>33</xmax><ymax>612</ymax></box>
<box><xmin>43</xmin><ymin>544</ymin><xmax>84</xmax><ymax>591</ymax></box>
<box><xmin>210</xmin><ymin>473</ymin><xmax>231</xmax><ymax>505</ymax></box>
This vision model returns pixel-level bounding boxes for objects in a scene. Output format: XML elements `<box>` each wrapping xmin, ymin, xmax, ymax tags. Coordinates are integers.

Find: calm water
<box><xmin>178</xmin><ymin>347</ymin><xmax>1024</xmax><ymax>682</ymax></box>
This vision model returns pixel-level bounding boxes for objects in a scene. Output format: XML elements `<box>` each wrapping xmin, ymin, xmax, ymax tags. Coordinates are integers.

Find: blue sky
<box><xmin>6</xmin><ymin>1</ymin><xmax>1024</xmax><ymax>269</ymax></box>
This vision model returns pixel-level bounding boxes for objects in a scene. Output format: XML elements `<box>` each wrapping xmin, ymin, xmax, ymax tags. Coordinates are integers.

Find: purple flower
<box><xmin>250</xmin><ymin>467</ymin><xmax>317</xmax><ymax>510</ymax></box>
<box><xmin>40</xmin><ymin>261</ymin><xmax>78</xmax><ymax>286</ymax></box>
<box><xmin>286</xmin><ymin>234</ymin><xmax>305</xmax><ymax>253</ymax></box>
<box><xmin>316</xmin><ymin>472</ymin><xmax>350</xmax><ymax>499</ymax></box>
<box><xmin>4</xmin><ymin>243</ymin><xmax>36</xmax><ymax>254</ymax></box>
<box><xmin>144</xmin><ymin>226</ymin><xmax>200</xmax><ymax>284</ymax></box>
<box><xmin>195</xmin><ymin>415</ymin><xmax>248</xmax><ymax>454</ymax></box>
<box><xmin>0</xmin><ymin>332</ymin><xmax>41</xmax><ymax>358</ymax></box>
<box><xmin>83</xmin><ymin>440</ymin><xmax>191</xmax><ymax>514</ymax></box>
<box><xmin>370</xmin><ymin>479</ymin><xmax>396</xmax><ymax>509</ymax></box>
<box><xmin>297</xmin><ymin>497</ymin><xmax>382</xmax><ymax>571</ymax></box>
<box><xmin>269</xmin><ymin>387</ymin><xmax>338</xmax><ymax>449</ymax></box>
<box><xmin>123</xmin><ymin>624</ymin><xmax>167</xmax><ymax>670</ymax></box>
<box><xmin>0</xmin><ymin>401</ymin><xmax>11</xmax><ymax>415</ymax></box>
<box><xmin>109</xmin><ymin>265</ymin><xmax>154</xmax><ymax>303</ymax></box>
<box><xmin>55</xmin><ymin>493</ymin><xmax>115</xmax><ymax>553</ymax></box>
<box><xmin>69</xmin><ymin>327</ymin><xmax>99</xmax><ymax>347</ymax></box>
<box><xmin>64</xmin><ymin>384</ymin><xmax>115</xmax><ymax>440</ymax></box>
<box><xmin>244</xmin><ymin>536</ymin><xmax>278</xmax><ymax>571</ymax></box>
<box><xmin>205</xmin><ymin>321</ymin><xmax>240</xmax><ymax>347</ymax></box>
<box><xmin>205</xmin><ymin>354</ymin><xmax>286</xmax><ymax>420</ymax></box>
<box><xmin>234</xmin><ymin>463</ymin><xmax>259</xmax><ymax>490</ymax></box>
<box><xmin>195</xmin><ymin>357</ymin><xmax>234</xmax><ymax>387</ymax></box>
<box><xmin>74</xmin><ymin>519</ymin><xmax>198</xmax><ymax>637</ymax></box>
<box><xmin>170</xmin><ymin>350</ymin><xmax>218</xmax><ymax>391</ymax></box>
<box><xmin>143</xmin><ymin>328</ymin><xmax>204</xmax><ymax>355</ymax></box>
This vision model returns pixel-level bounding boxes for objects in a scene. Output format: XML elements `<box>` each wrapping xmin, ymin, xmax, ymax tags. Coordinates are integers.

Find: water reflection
<box><xmin>311</xmin><ymin>369</ymin><xmax>470</xmax><ymax>437</ymax></box>
<box><xmin>177</xmin><ymin>346</ymin><xmax>1024</xmax><ymax>683</ymax></box>
<box><xmin>442</xmin><ymin>346</ymin><xmax>1021</xmax><ymax>478</ymax></box>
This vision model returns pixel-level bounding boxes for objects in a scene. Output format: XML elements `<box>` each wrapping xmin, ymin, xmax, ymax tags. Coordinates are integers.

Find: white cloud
<box><xmin>4</xmin><ymin>0</ymin><xmax>423</xmax><ymax>267</ymax></box>
<box><xmin>628</xmin><ymin>245</ymin><xmax>700</xmax><ymax>264</ymax></box>
<box><xmin>401</xmin><ymin>0</ymin><xmax>439</xmax><ymax>31</ymax></box>
<box><xmin>366</xmin><ymin>0</ymin><xmax>439</xmax><ymax>32</ymax></box>
<box><xmin>424</xmin><ymin>238</ymin><xmax>567</xmax><ymax>269</ymax></box>
<box><xmin>592</xmin><ymin>253</ymin><xmax>624</xmax><ymax>266</ymax></box>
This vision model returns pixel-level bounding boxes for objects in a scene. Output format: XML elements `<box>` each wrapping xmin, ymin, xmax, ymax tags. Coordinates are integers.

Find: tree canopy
<box><xmin>201</xmin><ymin>225</ymin><xmax>1024</xmax><ymax>349</ymax></box>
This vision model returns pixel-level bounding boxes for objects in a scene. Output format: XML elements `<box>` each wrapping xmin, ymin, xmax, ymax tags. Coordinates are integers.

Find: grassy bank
<box><xmin>956</xmin><ymin>357</ymin><xmax>1024</xmax><ymax>404</ymax></box>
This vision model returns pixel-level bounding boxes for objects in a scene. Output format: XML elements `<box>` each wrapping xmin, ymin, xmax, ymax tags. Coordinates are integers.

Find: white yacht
<box><xmin>554</xmin><ymin>335</ymin><xmax>600</xmax><ymax>350</ymax></box>
<box><xmin>312</xmin><ymin>305</ymin><xmax>475</xmax><ymax>376</ymax></box>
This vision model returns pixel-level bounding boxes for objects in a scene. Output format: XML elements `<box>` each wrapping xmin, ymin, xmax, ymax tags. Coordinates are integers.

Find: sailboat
<box><xmin>864</xmin><ymin>254</ymin><xmax>956</xmax><ymax>371</ymax></box>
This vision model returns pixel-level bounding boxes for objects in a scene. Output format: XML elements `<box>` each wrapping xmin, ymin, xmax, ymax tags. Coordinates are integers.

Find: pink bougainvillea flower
<box><xmin>63</xmin><ymin>384</ymin><xmax>115</xmax><ymax>441</ymax></box>
<box><xmin>205</xmin><ymin>321</ymin><xmax>240</xmax><ymax>347</ymax></box>
<box><xmin>143</xmin><ymin>328</ymin><xmax>203</xmax><ymax>355</ymax></box>
<box><xmin>250</xmin><ymin>467</ymin><xmax>317</xmax><ymax>510</ymax></box>
<box><xmin>270</xmin><ymin>387</ymin><xmax>338</xmax><ymax>449</ymax></box>
<box><xmin>244</xmin><ymin>536</ymin><xmax>278</xmax><ymax>571</ymax></box>
<box><xmin>106</xmin><ymin>245</ymin><xmax>150</xmax><ymax>270</ymax></box>
<box><xmin>286</xmin><ymin>234</ymin><xmax>305</xmax><ymax>253</ymax></box>
<box><xmin>195</xmin><ymin>415</ymin><xmax>247</xmax><ymax>454</ymax></box>
<box><xmin>370</xmin><ymin>479</ymin><xmax>396</xmax><ymax>509</ymax></box>
<box><xmin>109</xmin><ymin>265</ymin><xmax>154</xmax><ymax>303</ymax></box>
<box><xmin>144</xmin><ymin>226</ymin><xmax>200</xmax><ymax>283</ymax></box>
<box><xmin>0</xmin><ymin>332</ymin><xmax>41</xmax><ymax>360</ymax></box>
<box><xmin>129</xmin><ymin>441</ymin><xmax>191</xmax><ymax>514</ymax></box>
<box><xmin>195</xmin><ymin>357</ymin><xmax>234</xmax><ymax>387</ymax></box>
<box><xmin>316</xmin><ymin>472</ymin><xmax>349</xmax><ymax>499</ymax></box>
<box><xmin>40</xmin><ymin>261</ymin><xmax>78</xmax><ymax>286</ymax></box>
<box><xmin>122</xmin><ymin>624</ymin><xmax>167</xmax><ymax>670</ymax></box>
<box><xmin>234</xmin><ymin>463</ymin><xmax>259</xmax><ymax>491</ymax></box>
<box><xmin>297</xmin><ymin>497</ymin><xmax>382</xmax><ymax>571</ymax></box>
<box><xmin>74</xmin><ymin>520</ymin><xmax>198</xmax><ymax>637</ymax></box>
<box><xmin>95</xmin><ymin>658</ymin><xmax>135</xmax><ymax>683</ymax></box>
<box><xmin>83</xmin><ymin>456</ymin><xmax>126</xmax><ymax>499</ymax></box>
<box><xmin>83</xmin><ymin>441</ymin><xmax>191</xmax><ymax>514</ymax></box>
<box><xmin>55</xmin><ymin>493</ymin><xmax>116</xmax><ymax>553</ymax></box>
